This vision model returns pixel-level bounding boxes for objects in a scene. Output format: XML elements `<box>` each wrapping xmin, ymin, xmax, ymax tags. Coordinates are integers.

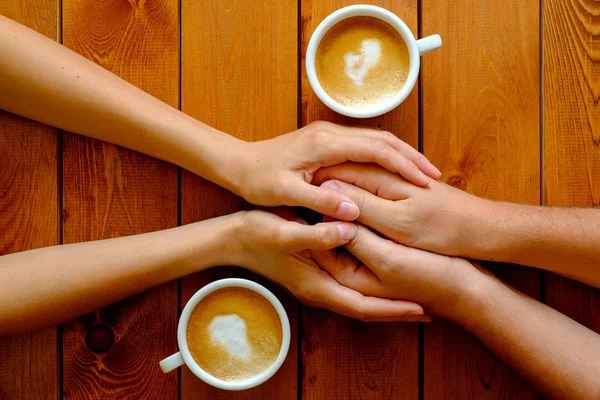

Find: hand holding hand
<box><xmin>313</xmin><ymin>162</ymin><xmax>491</xmax><ymax>257</ymax></box>
<box><xmin>311</xmin><ymin>223</ymin><xmax>485</xmax><ymax>319</ymax></box>
<box><xmin>236</xmin><ymin>121</ymin><xmax>441</xmax><ymax>221</ymax></box>
<box><xmin>228</xmin><ymin>208</ymin><xmax>429</xmax><ymax>322</ymax></box>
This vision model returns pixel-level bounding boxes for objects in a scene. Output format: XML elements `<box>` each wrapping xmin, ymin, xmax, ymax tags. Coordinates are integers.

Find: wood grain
<box><xmin>421</xmin><ymin>0</ymin><xmax>541</xmax><ymax>398</ymax></box>
<box><xmin>544</xmin><ymin>0</ymin><xmax>600</xmax><ymax>333</ymax></box>
<box><xmin>180</xmin><ymin>0</ymin><xmax>298</xmax><ymax>398</ymax></box>
<box><xmin>301</xmin><ymin>1</ymin><xmax>419</xmax><ymax>399</ymax></box>
<box><xmin>0</xmin><ymin>2</ymin><xmax>59</xmax><ymax>399</ymax></box>
<box><xmin>60</xmin><ymin>0</ymin><xmax>179</xmax><ymax>398</ymax></box>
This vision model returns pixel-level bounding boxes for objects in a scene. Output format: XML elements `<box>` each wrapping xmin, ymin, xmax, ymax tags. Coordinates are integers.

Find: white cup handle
<box><xmin>160</xmin><ymin>352</ymin><xmax>184</xmax><ymax>373</ymax></box>
<box><xmin>416</xmin><ymin>34</ymin><xmax>442</xmax><ymax>56</ymax></box>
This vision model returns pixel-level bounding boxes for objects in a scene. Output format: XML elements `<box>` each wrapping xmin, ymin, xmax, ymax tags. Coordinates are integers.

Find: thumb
<box><xmin>279</xmin><ymin>221</ymin><xmax>358</xmax><ymax>251</ymax></box>
<box><xmin>282</xmin><ymin>181</ymin><xmax>360</xmax><ymax>221</ymax></box>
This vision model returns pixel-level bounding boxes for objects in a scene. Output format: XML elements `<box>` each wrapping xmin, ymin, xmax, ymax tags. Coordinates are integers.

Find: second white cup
<box><xmin>159</xmin><ymin>278</ymin><xmax>291</xmax><ymax>391</ymax></box>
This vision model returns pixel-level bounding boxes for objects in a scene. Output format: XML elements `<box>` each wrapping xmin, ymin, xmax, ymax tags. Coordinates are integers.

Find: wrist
<box><xmin>420</xmin><ymin>258</ymin><xmax>488</xmax><ymax>321</ymax></box>
<box><xmin>176</xmin><ymin>118</ymin><xmax>248</xmax><ymax>195</ymax></box>
<box><xmin>458</xmin><ymin>197</ymin><xmax>508</xmax><ymax>259</ymax></box>
<box><xmin>441</xmin><ymin>263</ymin><xmax>508</xmax><ymax>331</ymax></box>
<box><xmin>178</xmin><ymin>211</ymin><xmax>247</xmax><ymax>273</ymax></box>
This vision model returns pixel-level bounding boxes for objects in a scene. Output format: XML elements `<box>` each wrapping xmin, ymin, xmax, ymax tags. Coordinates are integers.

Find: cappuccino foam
<box><xmin>316</xmin><ymin>16</ymin><xmax>410</xmax><ymax>109</ymax></box>
<box><xmin>187</xmin><ymin>287</ymin><xmax>282</xmax><ymax>382</ymax></box>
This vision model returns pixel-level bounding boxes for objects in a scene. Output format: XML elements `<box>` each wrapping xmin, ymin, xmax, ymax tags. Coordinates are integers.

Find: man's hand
<box><xmin>310</xmin><ymin>223</ymin><xmax>483</xmax><ymax>318</ymax></box>
<box><xmin>235</xmin><ymin>121</ymin><xmax>441</xmax><ymax>221</ymax></box>
<box><xmin>313</xmin><ymin>162</ymin><xmax>491</xmax><ymax>256</ymax></box>
<box><xmin>229</xmin><ymin>208</ymin><xmax>430</xmax><ymax>322</ymax></box>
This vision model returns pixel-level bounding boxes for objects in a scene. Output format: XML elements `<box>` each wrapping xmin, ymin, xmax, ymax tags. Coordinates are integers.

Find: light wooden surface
<box><xmin>0</xmin><ymin>1</ymin><xmax>58</xmax><ymax>399</ymax></box>
<box><xmin>61</xmin><ymin>0</ymin><xmax>179</xmax><ymax>398</ymax></box>
<box><xmin>543</xmin><ymin>0</ymin><xmax>600</xmax><ymax>335</ymax></box>
<box><xmin>421</xmin><ymin>1</ymin><xmax>541</xmax><ymax>398</ymax></box>
<box><xmin>0</xmin><ymin>0</ymin><xmax>598</xmax><ymax>398</ymax></box>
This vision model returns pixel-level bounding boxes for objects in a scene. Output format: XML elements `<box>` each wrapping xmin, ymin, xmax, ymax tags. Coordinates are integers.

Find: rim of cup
<box><xmin>306</xmin><ymin>4</ymin><xmax>421</xmax><ymax>118</ymax></box>
<box><xmin>177</xmin><ymin>278</ymin><xmax>291</xmax><ymax>391</ymax></box>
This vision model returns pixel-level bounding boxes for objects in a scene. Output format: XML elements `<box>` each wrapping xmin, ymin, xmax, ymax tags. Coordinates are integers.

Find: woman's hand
<box><xmin>234</xmin><ymin>121</ymin><xmax>441</xmax><ymax>221</ymax></box>
<box><xmin>228</xmin><ymin>208</ymin><xmax>430</xmax><ymax>322</ymax></box>
<box><xmin>312</xmin><ymin>162</ymin><xmax>491</xmax><ymax>256</ymax></box>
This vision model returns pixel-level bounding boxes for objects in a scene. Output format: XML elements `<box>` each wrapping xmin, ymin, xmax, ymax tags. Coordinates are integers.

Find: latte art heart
<box><xmin>208</xmin><ymin>314</ymin><xmax>251</xmax><ymax>360</ymax></box>
<box><xmin>344</xmin><ymin>39</ymin><xmax>381</xmax><ymax>86</ymax></box>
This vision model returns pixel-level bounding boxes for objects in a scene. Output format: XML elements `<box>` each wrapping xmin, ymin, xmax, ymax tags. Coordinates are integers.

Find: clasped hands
<box><xmin>222</xmin><ymin>121</ymin><xmax>492</xmax><ymax>323</ymax></box>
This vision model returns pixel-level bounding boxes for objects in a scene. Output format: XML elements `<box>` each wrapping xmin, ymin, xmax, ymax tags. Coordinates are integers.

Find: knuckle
<box><xmin>315</xmin><ymin>224</ymin><xmax>331</xmax><ymax>244</ymax></box>
<box><xmin>369</xmin><ymin>138</ymin><xmax>390</xmax><ymax>152</ymax></box>
<box><xmin>378</xmin><ymin>130</ymin><xmax>396</xmax><ymax>141</ymax></box>
<box><xmin>308</xmin><ymin>120</ymin><xmax>333</xmax><ymax>131</ymax></box>
<box><xmin>275</xmin><ymin>224</ymin><xmax>293</xmax><ymax>247</ymax></box>
<box><xmin>314</xmin><ymin>188</ymin><xmax>335</xmax><ymax>211</ymax></box>
<box><xmin>294</xmin><ymin>283</ymin><xmax>316</xmax><ymax>303</ymax></box>
<box><xmin>351</xmin><ymin>190</ymin><xmax>367</xmax><ymax>212</ymax></box>
<box><xmin>309</xmin><ymin>129</ymin><xmax>331</xmax><ymax>147</ymax></box>
<box><xmin>351</xmin><ymin>302</ymin><xmax>369</xmax><ymax>321</ymax></box>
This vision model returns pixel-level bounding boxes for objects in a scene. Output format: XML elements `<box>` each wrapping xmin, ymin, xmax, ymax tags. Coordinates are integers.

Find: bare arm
<box><xmin>467</xmin><ymin>203</ymin><xmax>600</xmax><ymax>287</ymax></box>
<box><xmin>314</xmin><ymin>224</ymin><xmax>600</xmax><ymax>399</ymax></box>
<box><xmin>0</xmin><ymin>214</ymin><xmax>238</xmax><ymax>336</ymax></box>
<box><xmin>0</xmin><ymin>210</ymin><xmax>423</xmax><ymax>337</ymax></box>
<box><xmin>462</xmin><ymin>270</ymin><xmax>600</xmax><ymax>399</ymax></box>
<box><xmin>0</xmin><ymin>14</ymin><xmax>240</xmax><ymax>192</ymax></box>
<box><xmin>314</xmin><ymin>164</ymin><xmax>600</xmax><ymax>288</ymax></box>
<box><xmin>0</xmin><ymin>15</ymin><xmax>441</xmax><ymax>221</ymax></box>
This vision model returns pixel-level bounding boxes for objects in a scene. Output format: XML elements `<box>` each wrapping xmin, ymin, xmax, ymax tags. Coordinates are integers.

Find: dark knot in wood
<box><xmin>446</xmin><ymin>174</ymin><xmax>468</xmax><ymax>190</ymax></box>
<box><xmin>85</xmin><ymin>323</ymin><xmax>115</xmax><ymax>353</ymax></box>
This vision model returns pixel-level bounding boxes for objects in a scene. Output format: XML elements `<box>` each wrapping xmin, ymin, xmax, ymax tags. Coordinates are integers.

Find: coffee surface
<box><xmin>187</xmin><ymin>287</ymin><xmax>282</xmax><ymax>382</ymax></box>
<box><xmin>316</xmin><ymin>16</ymin><xmax>410</xmax><ymax>109</ymax></box>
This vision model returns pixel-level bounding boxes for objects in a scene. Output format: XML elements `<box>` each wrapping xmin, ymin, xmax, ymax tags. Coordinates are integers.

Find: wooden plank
<box><xmin>0</xmin><ymin>2</ymin><xmax>59</xmax><ymax>399</ymax></box>
<box><xmin>421</xmin><ymin>1</ymin><xmax>541</xmax><ymax>398</ymax></box>
<box><xmin>60</xmin><ymin>0</ymin><xmax>179</xmax><ymax>398</ymax></box>
<box><xmin>301</xmin><ymin>1</ymin><xmax>419</xmax><ymax>398</ymax></box>
<box><xmin>543</xmin><ymin>0</ymin><xmax>600</xmax><ymax>332</ymax></box>
<box><xmin>180</xmin><ymin>0</ymin><xmax>298</xmax><ymax>398</ymax></box>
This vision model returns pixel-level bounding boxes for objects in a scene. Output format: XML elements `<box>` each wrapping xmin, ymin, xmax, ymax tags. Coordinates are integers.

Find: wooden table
<box><xmin>1</xmin><ymin>0</ymin><xmax>598</xmax><ymax>398</ymax></box>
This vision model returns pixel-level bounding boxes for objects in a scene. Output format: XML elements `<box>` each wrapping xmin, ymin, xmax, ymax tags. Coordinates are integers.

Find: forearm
<box><xmin>466</xmin><ymin>201</ymin><xmax>600</xmax><ymax>287</ymax></box>
<box><xmin>448</xmin><ymin>271</ymin><xmax>600</xmax><ymax>399</ymax></box>
<box><xmin>0</xmin><ymin>16</ymin><xmax>244</xmax><ymax>193</ymax></box>
<box><xmin>0</xmin><ymin>213</ymin><xmax>242</xmax><ymax>336</ymax></box>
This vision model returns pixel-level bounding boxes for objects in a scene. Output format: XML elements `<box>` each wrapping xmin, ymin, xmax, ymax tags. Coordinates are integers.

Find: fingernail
<box><xmin>432</xmin><ymin>165</ymin><xmax>442</xmax><ymax>177</ymax></box>
<box><xmin>418</xmin><ymin>317</ymin><xmax>433</xmax><ymax>323</ymax></box>
<box><xmin>321</xmin><ymin>180</ymin><xmax>340</xmax><ymax>191</ymax></box>
<box><xmin>337</xmin><ymin>202</ymin><xmax>359</xmax><ymax>220</ymax></box>
<box><xmin>337</xmin><ymin>223</ymin><xmax>357</xmax><ymax>241</ymax></box>
<box><xmin>418</xmin><ymin>170</ymin><xmax>430</xmax><ymax>184</ymax></box>
<box><xmin>407</xmin><ymin>310</ymin><xmax>424</xmax><ymax>317</ymax></box>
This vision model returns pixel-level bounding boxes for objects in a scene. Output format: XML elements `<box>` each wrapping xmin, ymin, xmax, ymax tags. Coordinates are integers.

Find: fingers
<box><xmin>278</xmin><ymin>220</ymin><xmax>358</xmax><ymax>252</ymax></box>
<box><xmin>311</xmin><ymin>276</ymin><xmax>427</xmax><ymax>322</ymax></box>
<box><xmin>313</xmin><ymin>162</ymin><xmax>413</xmax><ymax>201</ymax></box>
<box><xmin>308</xmin><ymin>132</ymin><xmax>430</xmax><ymax>187</ymax></box>
<box><xmin>281</xmin><ymin>180</ymin><xmax>361</xmax><ymax>221</ymax></box>
<box><xmin>343</xmin><ymin>224</ymin><xmax>403</xmax><ymax>271</ymax></box>
<box><xmin>310</xmin><ymin>248</ymin><xmax>383</xmax><ymax>296</ymax></box>
<box><xmin>319</xmin><ymin>180</ymin><xmax>402</xmax><ymax>242</ymax></box>
<box><xmin>313</xmin><ymin>122</ymin><xmax>441</xmax><ymax>179</ymax></box>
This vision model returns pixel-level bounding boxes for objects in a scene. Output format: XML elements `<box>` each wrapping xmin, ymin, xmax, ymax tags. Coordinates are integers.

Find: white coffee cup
<box><xmin>306</xmin><ymin>4</ymin><xmax>442</xmax><ymax>118</ymax></box>
<box><xmin>159</xmin><ymin>278</ymin><xmax>291</xmax><ymax>391</ymax></box>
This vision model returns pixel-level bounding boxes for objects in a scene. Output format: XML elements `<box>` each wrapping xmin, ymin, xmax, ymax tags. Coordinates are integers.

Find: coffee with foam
<box><xmin>315</xmin><ymin>16</ymin><xmax>410</xmax><ymax>109</ymax></box>
<box><xmin>186</xmin><ymin>287</ymin><xmax>282</xmax><ymax>382</ymax></box>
